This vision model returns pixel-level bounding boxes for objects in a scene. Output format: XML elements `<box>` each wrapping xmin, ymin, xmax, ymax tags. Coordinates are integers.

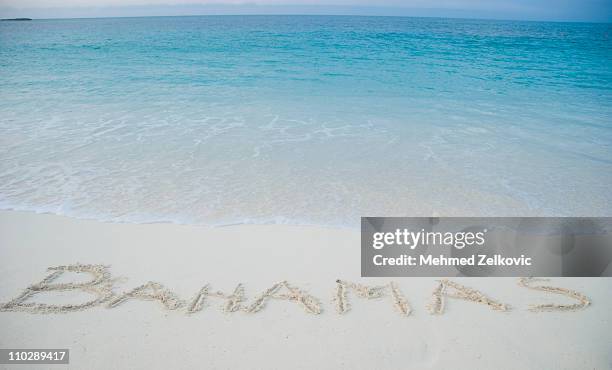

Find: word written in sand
<box><xmin>0</xmin><ymin>264</ymin><xmax>591</xmax><ymax>316</ymax></box>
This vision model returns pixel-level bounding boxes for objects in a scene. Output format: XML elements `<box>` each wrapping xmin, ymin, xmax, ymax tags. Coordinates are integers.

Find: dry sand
<box><xmin>0</xmin><ymin>210</ymin><xmax>610</xmax><ymax>369</ymax></box>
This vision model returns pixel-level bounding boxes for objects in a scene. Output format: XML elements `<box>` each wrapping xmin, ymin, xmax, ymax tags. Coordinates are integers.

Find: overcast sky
<box><xmin>1</xmin><ymin>0</ymin><xmax>610</xmax><ymax>22</ymax></box>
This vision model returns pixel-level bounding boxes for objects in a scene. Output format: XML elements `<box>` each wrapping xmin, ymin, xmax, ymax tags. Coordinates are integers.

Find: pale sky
<box><xmin>0</xmin><ymin>0</ymin><xmax>610</xmax><ymax>22</ymax></box>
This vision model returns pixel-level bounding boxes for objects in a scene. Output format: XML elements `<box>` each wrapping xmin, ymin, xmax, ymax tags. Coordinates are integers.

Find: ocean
<box><xmin>0</xmin><ymin>16</ymin><xmax>611</xmax><ymax>227</ymax></box>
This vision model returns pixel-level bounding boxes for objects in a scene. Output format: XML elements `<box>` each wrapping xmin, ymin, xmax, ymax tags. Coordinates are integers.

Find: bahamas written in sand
<box><xmin>0</xmin><ymin>264</ymin><xmax>591</xmax><ymax>316</ymax></box>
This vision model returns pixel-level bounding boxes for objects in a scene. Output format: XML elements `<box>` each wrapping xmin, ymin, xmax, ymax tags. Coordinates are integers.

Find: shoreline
<box><xmin>0</xmin><ymin>206</ymin><xmax>361</xmax><ymax>230</ymax></box>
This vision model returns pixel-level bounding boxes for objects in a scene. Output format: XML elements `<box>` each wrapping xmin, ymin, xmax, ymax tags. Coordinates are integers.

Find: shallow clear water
<box><xmin>1</xmin><ymin>16</ymin><xmax>611</xmax><ymax>227</ymax></box>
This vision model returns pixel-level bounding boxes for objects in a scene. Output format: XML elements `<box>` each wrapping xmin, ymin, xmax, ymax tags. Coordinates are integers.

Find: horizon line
<box><xmin>2</xmin><ymin>13</ymin><xmax>611</xmax><ymax>24</ymax></box>
<box><xmin>1</xmin><ymin>3</ymin><xmax>610</xmax><ymax>23</ymax></box>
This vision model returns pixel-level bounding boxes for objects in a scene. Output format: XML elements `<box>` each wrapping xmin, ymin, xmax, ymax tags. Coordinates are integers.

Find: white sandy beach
<box><xmin>0</xmin><ymin>210</ymin><xmax>610</xmax><ymax>369</ymax></box>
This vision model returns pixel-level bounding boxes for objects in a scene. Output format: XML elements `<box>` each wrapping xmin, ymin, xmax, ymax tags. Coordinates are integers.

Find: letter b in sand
<box><xmin>0</xmin><ymin>264</ymin><xmax>114</xmax><ymax>314</ymax></box>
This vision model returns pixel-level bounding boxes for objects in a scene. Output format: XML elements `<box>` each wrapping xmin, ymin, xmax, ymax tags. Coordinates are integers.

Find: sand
<box><xmin>0</xmin><ymin>210</ymin><xmax>610</xmax><ymax>369</ymax></box>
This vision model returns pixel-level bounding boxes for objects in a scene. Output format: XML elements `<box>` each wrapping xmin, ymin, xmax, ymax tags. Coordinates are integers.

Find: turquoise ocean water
<box><xmin>0</xmin><ymin>16</ymin><xmax>611</xmax><ymax>227</ymax></box>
